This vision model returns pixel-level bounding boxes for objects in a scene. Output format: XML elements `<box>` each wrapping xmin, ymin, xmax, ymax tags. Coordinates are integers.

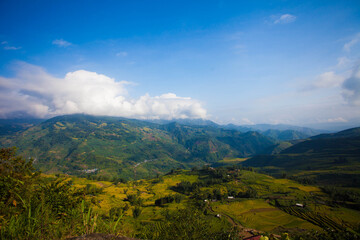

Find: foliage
<box><xmin>0</xmin><ymin>147</ymin><xmax>40</xmax><ymax>218</ymax></box>
<box><xmin>81</xmin><ymin>200</ymin><xmax>98</xmax><ymax>235</ymax></box>
<box><xmin>155</xmin><ymin>194</ymin><xmax>183</xmax><ymax>206</ymax></box>
<box><xmin>138</xmin><ymin>207</ymin><xmax>239</xmax><ymax>239</ymax></box>
<box><xmin>109</xmin><ymin>207</ymin><xmax>123</xmax><ymax>219</ymax></box>
<box><xmin>84</xmin><ymin>183</ymin><xmax>104</xmax><ymax>196</ymax></box>
<box><xmin>40</xmin><ymin>178</ymin><xmax>84</xmax><ymax>218</ymax></box>
<box><xmin>126</xmin><ymin>194</ymin><xmax>143</xmax><ymax>206</ymax></box>
<box><xmin>321</xmin><ymin>186</ymin><xmax>360</xmax><ymax>204</ymax></box>
<box><xmin>0</xmin><ymin>148</ymin><xmax>86</xmax><ymax>239</ymax></box>
<box><xmin>292</xmin><ymin>229</ymin><xmax>360</xmax><ymax>240</ymax></box>
<box><xmin>132</xmin><ymin>206</ymin><xmax>142</xmax><ymax>219</ymax></box>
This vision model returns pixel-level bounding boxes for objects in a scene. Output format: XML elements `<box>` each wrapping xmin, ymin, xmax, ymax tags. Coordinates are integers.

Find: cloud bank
<box><xmin>300</xmin><ymin>71</ymin><xmax>345</xmax><ymax>92</ymax></box>
<box><xmin>0</xmin><ymin>63</ymin><xmax>207</xmax><ymax>119</ymax></box>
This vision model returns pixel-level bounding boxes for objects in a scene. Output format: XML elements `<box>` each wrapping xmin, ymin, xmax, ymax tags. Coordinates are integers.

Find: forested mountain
<box><xmin>0</xmin><ymin>118</ymin><xmax>44</xmax><ymax>136</ymax></box>
<box><xmin>244</xmin><ymin>127</ymin><xmax>360</xmax><ymax>186</ymax></box>
<box><xmin>148</xmin><ymin>118</ymin><xmax>220</xmax><ymax>127</ymax></box>
<box><xmin>261</xmin><ymin>129</ymin><xmax>310</xmax><ymax>141</ymax></box>
<box><xmin>223</xmin><ymin>123</ymin><xmax>326</xmax><ymax>140</ymax></box>
<box><xmin>0</xmin><ymin>114</ymin><xmax>276</xmax><ymax>179</ymax></box>
<box><xmin>309</xmin><ymin>127</ymin><xmax>360</xmax><ymax>140</ymax></box>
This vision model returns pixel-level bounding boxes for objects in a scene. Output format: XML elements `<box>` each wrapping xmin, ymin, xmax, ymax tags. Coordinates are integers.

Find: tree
<box><xmin>0</xmin><ymin>147</ymin><xmax>40</xmax><ymax>216</ymax></box>
<box><xmin>133</xmin><ymin>206</ymin><xmax>142</xmax><ymax>218</ymax></box>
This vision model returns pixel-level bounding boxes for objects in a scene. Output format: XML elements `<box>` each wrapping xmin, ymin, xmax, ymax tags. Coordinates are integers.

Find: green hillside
<box><xmin>310</xmin><ymin>127</ymin><xmax>360</xmax><ymax>140</ymax></box>
<box><xmin>243</xmin><ymin>127</ymin><xmax>360</xmax><ymax>186</ymax></box>
<box><xmin>0</xmin><ymin>118</ymin><xmax>44</xmax><ymax>136</ymax></box>
<box><xmin>2</xmin><ymin>147</ymin><xmax>359</xmax><ymax>240</ymax></box>
<box><xmin>0</xmin><ymin>114</ymin><xmax>276</xmax><ymax>180</ymax></box>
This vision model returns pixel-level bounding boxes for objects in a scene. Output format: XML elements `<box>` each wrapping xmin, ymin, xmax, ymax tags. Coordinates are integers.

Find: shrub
<box><xmin>133</xmin><ymin>206</ymin><xmax>142</xmax><ymax>218</ymax></box>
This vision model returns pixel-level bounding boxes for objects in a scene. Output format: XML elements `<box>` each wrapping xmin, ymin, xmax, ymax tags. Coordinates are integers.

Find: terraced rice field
<box><xmin>212</xmin><ymin>200</ymin><xmax>321</xmax><ymax>232</ymax></box>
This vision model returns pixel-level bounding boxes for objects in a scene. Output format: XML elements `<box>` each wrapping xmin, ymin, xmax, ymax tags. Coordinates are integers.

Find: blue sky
<box><xmin>0</xmin><ymin>0</ymin><xmax>360</xmax><ymax>129</ymax></box>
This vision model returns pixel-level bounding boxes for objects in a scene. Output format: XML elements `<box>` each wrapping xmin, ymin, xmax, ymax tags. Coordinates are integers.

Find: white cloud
<box><xmin>302</xmin><ymin>71</ymin><xmax>345</xmax><ymax>91</ymax></box>
<box><xmin>336</xmin><ymin>57</ymin><xmax>351</xmax><ymax>69</ymax></box>
<box><xmin>326</xmin><ymin>117</ymin><xmax>348</xmax><ymax>123</ymax></box>
<box><xmin>274</xmin><ymin>14</ymin><xmax>296</xmax><ymax>24</ymax></box>
<box><xmin>52</xmin><ymin>39</ymin><xmax>72</xmax><ymax>47</ymax></box>
<box><xmin>116</xmin><ymin>52</ymin><xmax>128</xmax><ymax>57</ymax></box>
<box><xmin>343</xmin><ymin>33</ymin><xmax>360</xmax><ymax>52</ymax></box>
<box><xmin>0</xmin><ymin>62</ymin><xmax>207</xmax><ymax>119</ymax></box>
<box><xmin>1</xmin><ymin>41</ymin><xmax>21</xmax><ymax>50</ymax></box>
<box><xmin>3</xmin><ymin>46</ymin><xmax>22</xmax><ymax>50</ymax></box>
<box><xmin>342</xmin><ymin>63</ymin><xmax>360</xmax><ymax>106</ymax></box>
<box><xmin>313</xmin><ymin>71</ymin><xmax>345</xmax><ymax>88</ymax></box>
<box><xmin>241</xmin><ymin>118</ymin><xmax>254</xmax><ymax>125</ymax></box>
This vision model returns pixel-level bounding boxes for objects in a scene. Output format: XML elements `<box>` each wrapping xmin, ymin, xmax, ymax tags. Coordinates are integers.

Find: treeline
<box><xmin>321</xmin><ymin>186</ymin><xmax>360</xmax><ymax>209</ymax></box>
<box><xmin>82</xmin><ymin>174</ymin><xmax>127</xmax><ymax>184</ymax></box>
<box><xmin>155</xmin><ymin>194</ymin><xmax>184</xmax><ymax>206</ymax></box>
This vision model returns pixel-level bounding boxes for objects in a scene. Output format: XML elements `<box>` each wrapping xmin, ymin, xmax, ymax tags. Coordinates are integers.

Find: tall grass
<box><xmin>81</xmin><ymin>200</ymin><xmax>98</xmax><ymax>235</ymax></box>
<box><xmin>1</xmin><ymin>195</ymin><xmax>82</xmax><ymax>239</ymax></box>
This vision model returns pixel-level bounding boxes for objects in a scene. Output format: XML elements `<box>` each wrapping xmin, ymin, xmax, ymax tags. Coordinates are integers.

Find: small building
<box><xmin>82</xmin><ymin>168</ymin><xmax>98</xmax><ymax>174</ymax></box>
<box><xmin>216</xmin><ymin>214</ymin><xmax>221</xmax><ymax>218</ymax></box>
<box><xmin>227</xmin><ymin>196</ymin><xmax>234</xmax><ymax>199</ymax></box>
<box><xmin>296</xmin><ymin>203</ymin><xmax>304</xmax><ymax>208</ymax></box>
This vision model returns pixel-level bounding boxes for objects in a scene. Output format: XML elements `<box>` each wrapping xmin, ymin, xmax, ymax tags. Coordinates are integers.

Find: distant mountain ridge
<box><xmin>262</xmin><ymin>129</ymin><xmax>309</xmax><ymax>141</ymax></box>
<box><xmin>0</xmin><ymin>118</ymin><xmax>44</xmax><ymax>136</ymax></box>
<box><xmin>0</xmin><ymin>114</ymin><xmax>276</xmax><ymax>179</ymax></box>
<box><xmin>310</xmin><ymin>127</ymin><xmax>360</xmax><ymax>140</ymax></box>
<box><xmin>147</xmin><ymin>118</ymin><xmax>219</xmax><ymax>127</ymax></box>
<box><xmin>0</xmin><ymin>116</ymin><xmax>330</xmax><ymax>141</ymax></box>
<box><xmin>150</xmin><ymin>119</ymin><xmax>328</xmax><ymax>141</ymax></box>
<box><xmin>223</xmin><ymin>123</ymin><xmax>328</xmax><ymax>140</ymax></box>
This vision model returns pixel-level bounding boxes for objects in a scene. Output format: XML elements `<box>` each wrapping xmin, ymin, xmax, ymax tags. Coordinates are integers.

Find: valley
<box><xmin>1</xmin><ymin>114</ymin><xmax>360</xmax><ymax>239</ymax></box>
<box><xmin>0</xmin><ymin>114</ymin><xmax>278</xmax><ymax>180</ymax></box>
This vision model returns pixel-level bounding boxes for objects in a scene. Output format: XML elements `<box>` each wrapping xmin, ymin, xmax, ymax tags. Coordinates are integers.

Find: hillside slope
<box><xmin>0</xmin><ymin>114</ymin><xmax>276</xmax><ymax>179</ymax></box>
<box><xmin>244</xmin><ymin>127</ymin><xmax>360</xmax><ymax>186</ymax></box>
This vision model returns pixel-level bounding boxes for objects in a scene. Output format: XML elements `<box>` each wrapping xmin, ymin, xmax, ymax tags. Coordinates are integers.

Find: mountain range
<box><xmin>0</xmin><ymin>114</ymin><xmax>275</xmax><ymax>179</ymax></box>
<box><xmin>0</xmin><ymin>114</ymin><xmax>359</xmax><ymax>182</ymax></box>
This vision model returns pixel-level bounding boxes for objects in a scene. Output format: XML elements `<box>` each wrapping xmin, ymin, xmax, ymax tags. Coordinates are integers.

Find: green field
<box><xmin>62</xmin><ymin>167</ymin><xmax>360</xmax><ymax>236</ymax></box>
